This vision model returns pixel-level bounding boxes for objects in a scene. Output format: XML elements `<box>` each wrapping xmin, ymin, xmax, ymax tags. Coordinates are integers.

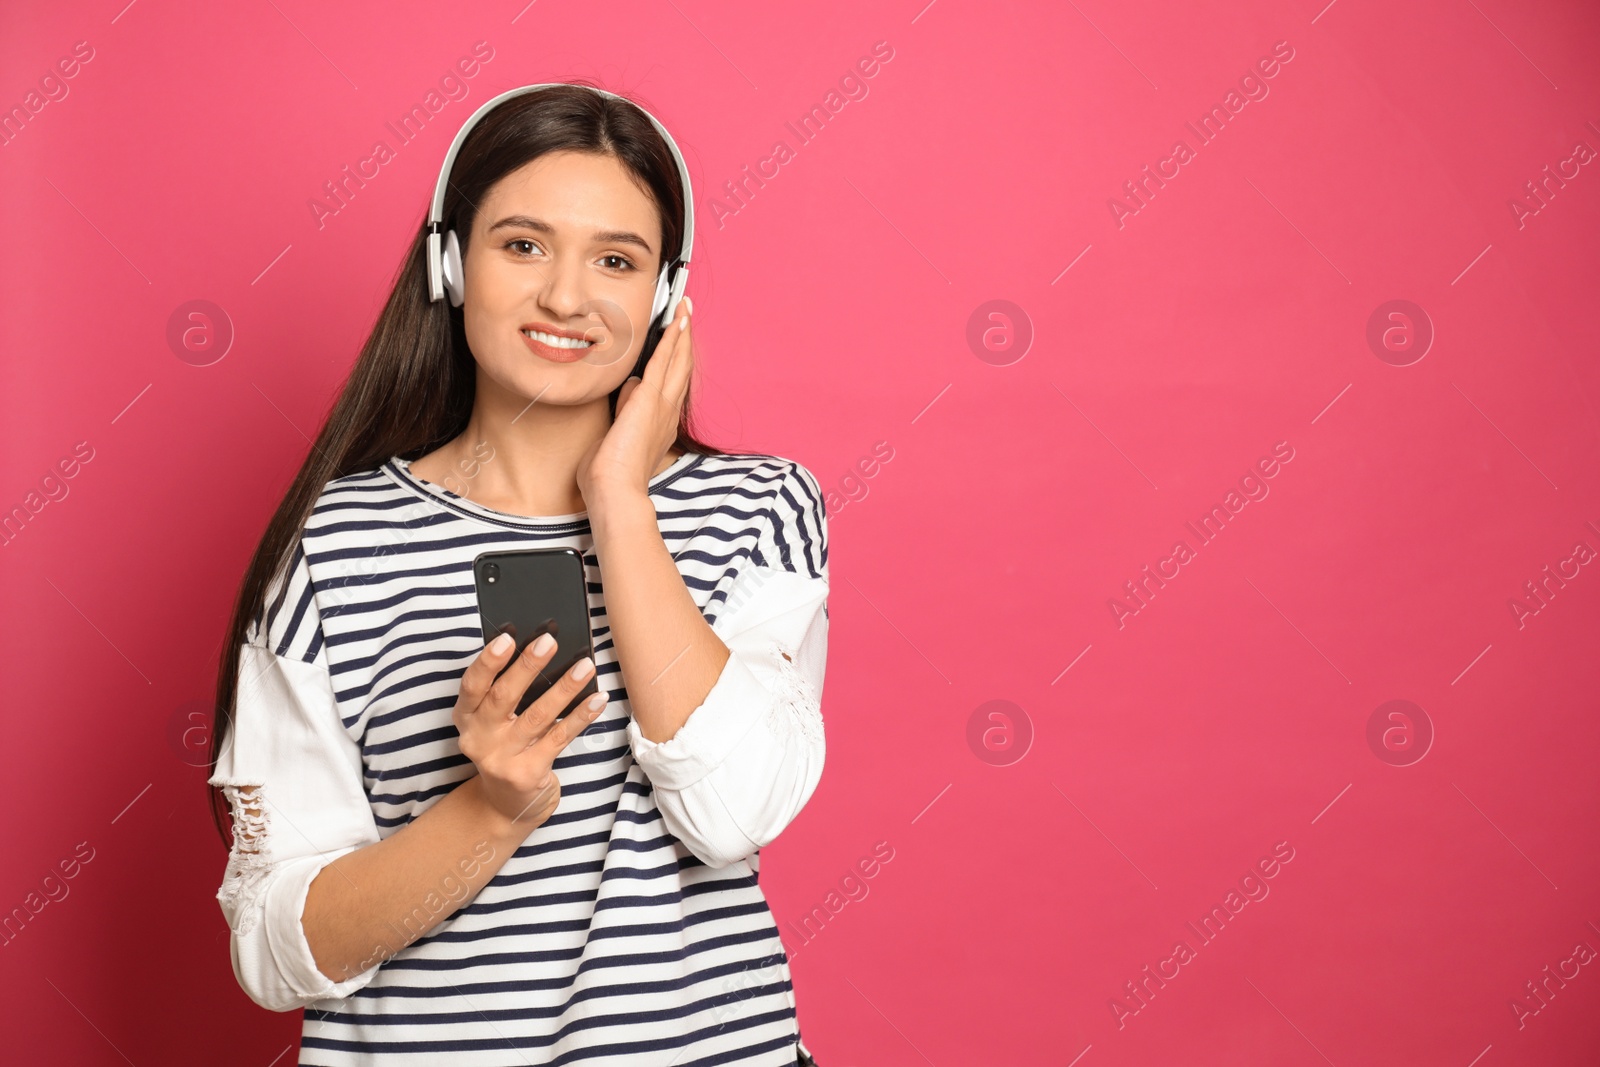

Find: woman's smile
<box><xmin>520</xmin><ymin>322</ymin><xmax>599</xmax><ymax>362</ymax></box>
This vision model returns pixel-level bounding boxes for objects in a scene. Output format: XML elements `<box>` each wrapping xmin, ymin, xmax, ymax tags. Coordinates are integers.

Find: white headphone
<box><xmin>425</xmin><ymin>83</ymin><xmax>694</xmax><ymax>332</ymax></box>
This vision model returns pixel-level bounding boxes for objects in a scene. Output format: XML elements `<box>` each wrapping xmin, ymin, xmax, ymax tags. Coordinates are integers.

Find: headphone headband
<box><xmin>425</xmin><ymin>82</ymin><xmax>694</xmax><ymax>319</ymax></box>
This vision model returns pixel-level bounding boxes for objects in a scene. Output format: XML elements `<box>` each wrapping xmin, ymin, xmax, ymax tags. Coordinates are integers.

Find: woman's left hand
<box><xmin>576</xmin><ymin>295</ymin><xmax>694</xmax><ymax>505</ymax></box>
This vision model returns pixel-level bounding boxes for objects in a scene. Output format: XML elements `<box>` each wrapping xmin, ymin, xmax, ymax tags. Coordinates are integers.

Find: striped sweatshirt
<box><xmin>208</xmin><ymin>449</ymin><xmax>829</xmax><ymax>1066</ymax></box>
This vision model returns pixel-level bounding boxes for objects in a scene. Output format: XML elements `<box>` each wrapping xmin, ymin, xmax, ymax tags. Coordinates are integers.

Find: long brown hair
<box><xmin>207</xmin><ymin>82</ymin><xmax>722</xmax><ymax>847</ymax></box>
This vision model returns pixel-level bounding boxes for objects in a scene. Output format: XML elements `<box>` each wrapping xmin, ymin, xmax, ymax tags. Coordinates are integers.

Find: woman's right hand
<box><xmin>453</xmin><ymin>632</ymin><xmax>609</xmax><ymax>830</ymax></box>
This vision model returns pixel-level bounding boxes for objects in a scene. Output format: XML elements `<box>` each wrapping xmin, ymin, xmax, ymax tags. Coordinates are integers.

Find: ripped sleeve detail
<box><xmin>767</xmin><ymin>644</ymin><xmax>823</xmax><ymax>749</ymax></box>
<box><xmin>216</xmin><ymin>780</ymin><xmax>273</xmax><ymax>938</ymax></box>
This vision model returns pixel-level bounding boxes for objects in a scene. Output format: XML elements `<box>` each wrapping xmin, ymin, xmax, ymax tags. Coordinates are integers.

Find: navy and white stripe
<box><xmin>249</xmin><ymin>450</ymin><xmax>826</xmax><ymax>1066</ymax></box>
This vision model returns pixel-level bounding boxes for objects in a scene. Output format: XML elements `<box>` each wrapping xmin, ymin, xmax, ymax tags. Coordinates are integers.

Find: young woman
<box><xmin>206</xmin><ymin>83</ymin><xmax>827</xmax><ymax>1066</ymax></box>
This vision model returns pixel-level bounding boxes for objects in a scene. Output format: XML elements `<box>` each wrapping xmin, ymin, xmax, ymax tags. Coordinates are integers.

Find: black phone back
<box><xmin>472</xmin><ymin>547</ymin><xmax>597</xmax><ymax>719</ymax></box>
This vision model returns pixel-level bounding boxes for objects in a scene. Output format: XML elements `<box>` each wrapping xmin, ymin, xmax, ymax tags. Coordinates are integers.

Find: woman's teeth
<box><xmin>523</xmin><ymin>329</ymin><xmax>594</xmax><ymax>349</ymax></box>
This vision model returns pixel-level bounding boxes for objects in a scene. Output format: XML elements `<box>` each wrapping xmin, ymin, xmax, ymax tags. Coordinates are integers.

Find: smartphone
<box><xmin>472</xmin><ymin>547</ymin><xmax>598</xmax><ymax>719</ymax></box>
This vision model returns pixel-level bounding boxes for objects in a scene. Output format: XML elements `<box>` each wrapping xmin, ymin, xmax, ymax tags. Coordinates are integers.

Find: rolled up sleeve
<box><xmin>628</xmin><ymin>560</ymin><xmax>829</xmax><ymax>870</ymax></box>
<box><xmin>209</xmin><ymin>641</ymin><xmax>383</xmax><ymax>1011</ymax></box>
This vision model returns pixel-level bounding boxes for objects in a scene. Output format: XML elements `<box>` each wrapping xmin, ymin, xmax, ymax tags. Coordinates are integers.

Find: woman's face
<box><xmin>460</xmin><ymin>149</ymin><xmax>665</xmax><ymax>405</ymax></box>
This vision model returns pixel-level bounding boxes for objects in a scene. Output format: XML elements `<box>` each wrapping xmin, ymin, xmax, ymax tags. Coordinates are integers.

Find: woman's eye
<box><xmin>502</xmin><ymin>242</ymin><xmax>631</xmax><ymax>270</ymax></box>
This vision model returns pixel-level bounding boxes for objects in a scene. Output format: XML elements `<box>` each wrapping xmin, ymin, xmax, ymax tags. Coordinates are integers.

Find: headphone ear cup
<box><xmin>666</xmin><ymin>266</ymin><xmax>689</xmax><ymax>323</ymax></box>
<box><xmin>427</xmin><ymin>231</ymin><xmax>444</xmax><ymax>302</ymax></box>
<box><xmin>442</xmin><ymin>229</ymin><xmax>465</xmax><ymax>307</ymax></box>
<box><xmin>649</xmin><ymin>265</ymin><xmax>672</xmax><ymax>325</ymax></box>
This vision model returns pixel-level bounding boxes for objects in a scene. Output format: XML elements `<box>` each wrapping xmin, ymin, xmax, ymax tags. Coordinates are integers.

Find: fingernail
<box><xmin>531</xmin><ymin>633</ymin><xmax>556</xmax><ymax>657</ymax></box>
<box><xmin>684</xmin><ymin>295</ymin><xmax>694</xmax><ymax>314</ymax></box>
<box><xmin>491</xmin><ymin>633</ymin><xmax>513</xmax><ymax>654</ymax></box>
<box><xmin>571</xmin><ymin>657</ymin><xmax>595</xmax><ymax>681</ymax></box>
<box><xmin>586</xmin><ymin>692</ymin><xmax>608</xmax><ymax>712</ymax></box>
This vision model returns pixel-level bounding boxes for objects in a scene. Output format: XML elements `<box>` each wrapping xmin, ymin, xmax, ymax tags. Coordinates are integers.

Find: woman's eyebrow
<box><xmin>487</xmin><ymin>214</ymin><xmax>653</xmax><ymax>255</ymax></box>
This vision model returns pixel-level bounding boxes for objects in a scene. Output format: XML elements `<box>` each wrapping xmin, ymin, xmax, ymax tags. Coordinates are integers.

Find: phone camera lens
<box><xmin>484</xmin><ymin>562</ymin><xmax>500</xmax><ymax>584</ymax></box>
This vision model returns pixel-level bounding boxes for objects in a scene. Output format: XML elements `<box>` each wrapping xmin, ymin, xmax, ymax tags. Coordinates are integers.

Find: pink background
<box><xmin>4</xmin><ymin>0</ymin><xmax>1600</xmax><ymax>1063</ymax></box>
